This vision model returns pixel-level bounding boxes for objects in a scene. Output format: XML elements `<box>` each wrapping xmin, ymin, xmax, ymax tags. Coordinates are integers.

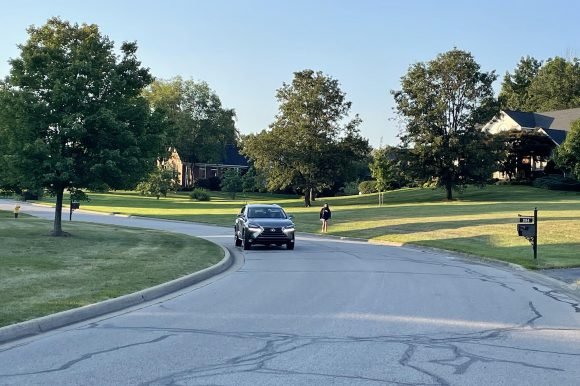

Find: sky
<box><xmin>1</xmin><ymin>0</ymin><xmax>579</xmax><ymax>147</ymax></box>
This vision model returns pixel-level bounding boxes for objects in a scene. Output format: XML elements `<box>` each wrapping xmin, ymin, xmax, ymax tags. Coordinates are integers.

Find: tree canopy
<box><xmin>220</xmin><ymin>169</ymin><xmax>243</xmax><ymax>199</ymax></box>
<box><xmin>136</xmin><ymin>163</ymin><xmax>179</xmax><ymax>199</ymax></box>
<box><xmin>555</xmin><ymin>119</ymin><xmax>580</xmax><ymax>180</ymax></box>
<box><xmin>0</xmin><ymin>18</ymin><xmax>163</xmax><ymax>235</ymax></box>
<box><xmin>499</xmin><ymin>56</ymin><xmax>541</xmax><ymax>111</ymax></box>
<box><xmin>144</xmin><ymin>77</ymin><xmax>238</xmax><ymax>165</ymax></box>
<box><xmin>392</xmin><ymin>49</ymin><xmax>500</xmax><ymax>199</ymax></box>
<box><xmin>242</xmin><ymin>69</ymin><xmax>370</xmax><ymax>206</ymax></box>
<box><xmin>369</xmin><ymin>146</ymin><xmax>409</xmax><ymax>191</ymax></box>
<box><xmin>500</xmin><ymin>56</ymin><xmax>580</xmax><ymax>112</ymax></box>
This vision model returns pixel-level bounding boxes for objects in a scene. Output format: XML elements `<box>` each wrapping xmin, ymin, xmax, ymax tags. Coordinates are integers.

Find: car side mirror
<box><xmin>287</xmin><ymin>214</ymin><xmax>294</xmax><ymax>220</ymax></box>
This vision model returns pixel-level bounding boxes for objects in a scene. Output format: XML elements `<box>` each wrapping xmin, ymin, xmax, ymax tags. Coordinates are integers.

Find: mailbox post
<box><xmin>517</xmin><ymin>208</ymin><xmax>538</xmax><ymax>260</ymax></box>
<box><xmin>69</xmin><ymin>199</ymin><xmax>80</xmax><ymax>221</ymax></box>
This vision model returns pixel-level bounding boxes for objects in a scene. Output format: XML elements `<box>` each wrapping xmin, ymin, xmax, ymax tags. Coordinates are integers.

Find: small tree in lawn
<box><xmin>370</xmin><ymin>146</ymin><xmax>409</xmax><ymax>191</ymax></box>
<box><xmin>136</xmin><ymin>164</ymin><xmax>179</xmax><ymax>199</ymax></box>
<box><xmin>221</xmin><ymin>169</ymin><xmax>243</xmax><ymax>199</ymax></box>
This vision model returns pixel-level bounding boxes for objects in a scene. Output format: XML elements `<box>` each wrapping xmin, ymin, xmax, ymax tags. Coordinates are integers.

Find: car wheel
<box><xmin>286</xmin><ymin>240</ymin><xmax>294</xmax><ymax>250</ymax></box>
<box><xmin>235</xmin><ymin>230</ymin><xmax>242</xmax><ymax>247</ymax></box>
<box><xmin>243</xmin><ymin>232</ymin><xmax>252</xmax><ymax>250</ymax></box>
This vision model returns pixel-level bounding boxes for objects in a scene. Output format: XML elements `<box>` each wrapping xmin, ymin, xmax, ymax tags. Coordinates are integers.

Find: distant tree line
<box><xmin>2</xmin><ymin>17</ymin><xmax>580</xmax><ymax>238</ymax></box>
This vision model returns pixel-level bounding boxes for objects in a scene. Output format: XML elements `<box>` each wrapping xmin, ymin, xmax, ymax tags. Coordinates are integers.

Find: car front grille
<box><xmin>255</xmin><ymin>227</ymin><xmax>288</xmax><ymax>241</ymax></box>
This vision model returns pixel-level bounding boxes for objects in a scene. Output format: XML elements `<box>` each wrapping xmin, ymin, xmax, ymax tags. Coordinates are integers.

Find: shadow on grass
<box><xmin>327</xmin><ymin>215</ymin><xmax>579</xmax><ymax>238</ymax></box>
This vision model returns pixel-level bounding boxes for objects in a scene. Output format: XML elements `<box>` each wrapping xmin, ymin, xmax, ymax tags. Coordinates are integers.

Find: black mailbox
<box><xmin>517</xmin><ymin>223</ymin><xmax>536</xmax><ymax>237</ymax></box>
<box><xmin>71</xmin><ymin>201</ymin><xmax>80</xmax><ymax>210</ymax></box>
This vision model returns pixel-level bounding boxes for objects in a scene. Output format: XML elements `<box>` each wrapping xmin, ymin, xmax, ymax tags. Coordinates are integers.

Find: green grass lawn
<box><xmin>37</xmin><ymin>185</ymin><xmax>580</xmax><ymax>269</ymax></box>
<box><xmin>0</xmin><ymin>211</ymin><xmax>223</xmax><ymax>327</ymax></box>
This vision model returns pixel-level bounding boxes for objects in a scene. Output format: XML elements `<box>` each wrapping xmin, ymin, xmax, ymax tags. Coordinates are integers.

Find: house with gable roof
<box><xmin>168</xmin><ymin>144</ymin><xmax>249</xmax><ymax>188</ymax></box>
<box><xmin>483</xmin><ymin>107</ymin><xmax>580</xmax><ymax>178</ymax></box>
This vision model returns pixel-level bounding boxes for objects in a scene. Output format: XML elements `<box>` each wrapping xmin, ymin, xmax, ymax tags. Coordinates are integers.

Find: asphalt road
<box><xmin>1</xmin><ymin>202</ymin><xmax>579</xmax><ymax>385</ymax></box>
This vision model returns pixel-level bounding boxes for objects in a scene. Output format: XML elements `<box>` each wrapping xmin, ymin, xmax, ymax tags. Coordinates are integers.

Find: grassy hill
<box><xmin>37</xmin><ymin>185</ymin><xmax>580</xmax><ymax>269</ymax></box>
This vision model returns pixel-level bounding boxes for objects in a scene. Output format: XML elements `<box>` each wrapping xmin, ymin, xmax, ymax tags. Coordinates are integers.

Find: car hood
<box><xmin>248</xmin><ymin>219</ymin><xmax>294</xmax><ymax>228</ymax></box>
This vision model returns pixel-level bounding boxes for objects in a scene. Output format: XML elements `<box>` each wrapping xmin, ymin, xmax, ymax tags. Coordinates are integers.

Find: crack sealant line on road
<box><xmin>300</xmin><ymin>231</ymin><xmax>580</xmax><ymax>299</ymax></box>
<box><xmin>0</xmin><ymin>243</ymin><xmax>237</xmax><ymax>346</ymax></box>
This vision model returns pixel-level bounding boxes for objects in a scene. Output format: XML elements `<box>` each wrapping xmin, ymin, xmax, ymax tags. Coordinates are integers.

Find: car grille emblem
<box><xmin>271</xmin><ymin>228</ymin><xmax>276</xmax><ymax>232</ymax></box>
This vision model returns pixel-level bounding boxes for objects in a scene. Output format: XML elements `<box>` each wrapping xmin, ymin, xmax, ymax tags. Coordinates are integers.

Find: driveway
<box><xmin>0</xmin><ymin>201</ymin><xmax>579</xmax><ymax>385</ymax></box>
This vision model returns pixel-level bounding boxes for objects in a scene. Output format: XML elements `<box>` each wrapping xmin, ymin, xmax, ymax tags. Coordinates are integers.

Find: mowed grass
<box><xmin>0</xmin><ymin>211</ymin><xmax>223</xmax><ymax>327</ymax></box>
<box><xmin>38</xmin><ymin>185</ymin><xmax>580</xmax><ymax>269</ymax></box>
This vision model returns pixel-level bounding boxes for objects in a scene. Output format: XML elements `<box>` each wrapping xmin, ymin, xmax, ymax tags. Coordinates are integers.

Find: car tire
<box><xmin>243</xmin><ymin>233</ymin><xmax>252</xmax><ymax>250</ymax></box>
<box><xmin>235</xmin><ymin>230</ymin><xmax>242</xmax><ymax>247</ymax></box>
<box><xmin>286</xmin><ymin>240</ymin><xmax>294</xmax><ymax>250</ymax></box>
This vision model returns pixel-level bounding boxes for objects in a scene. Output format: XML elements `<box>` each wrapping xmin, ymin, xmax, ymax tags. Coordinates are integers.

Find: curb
<box><xmin>0</xmin><ymin>245</ymin><xmax>233</xmax><ymax>345</ymax></box>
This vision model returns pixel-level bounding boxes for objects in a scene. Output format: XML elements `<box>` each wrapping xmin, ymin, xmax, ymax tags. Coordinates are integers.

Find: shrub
<box><xmin>194</xmin><ymin>177</ymin><xmax>222</xmax><ymax>191</ymax></box>
<box><xmin>340</xmin><ymin>181</ymin><xmax>360</xmax><ymax>196</ymax></box>
<box><xmin>189</xmin><ymin>188</ymin><xmax>211</xmax><ymax>201</ymax></box>
<box><xmin>21</xmin><ymin>189</ymin><xmax>43</xmax><ymax>201</ymax></box>
<box><xmin>532</xmin><ymin>175</ymin><xmax>580</xmax><ymax>191</ymax></box>
<box><xmin>358</xmin><ymin>180</ymin><xmax>378</xmax><ymax>194</ymax></box>
<box><xmin>422</xmin><ymin>180</ymin><xmax>438</xmax><ymax>189</ymax></box>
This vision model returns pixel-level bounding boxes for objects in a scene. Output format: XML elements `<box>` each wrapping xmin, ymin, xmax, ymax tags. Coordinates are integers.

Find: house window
<box><xmin>211</xmin><ymin>168</ymin><xmax>218</xmax><ymax>177</ymax></box>
<box><xmin>199</xmin><ymin>167</ymin><xmax>206</xmax><ymax>179</ymax></box>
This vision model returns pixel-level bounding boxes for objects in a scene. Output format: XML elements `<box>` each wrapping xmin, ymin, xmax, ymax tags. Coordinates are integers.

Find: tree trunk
<box><xmin>52</xmin><ymin>186</ymin><xmax>65</xmax><ymax>236</ymax></box>
<box><xmin>310</xmin><ymin>188</ymin><xmax>316</xmax><ymax>203</ymax></box>
<box><xmin>304</xmin><ymin>188</ymin><xmax>311</xmax><ymax>207</ymax></box>
<box><xmin>445</xmin><ymin>180</ymin><xmax>453</xmax><ymax>200</ymax></box>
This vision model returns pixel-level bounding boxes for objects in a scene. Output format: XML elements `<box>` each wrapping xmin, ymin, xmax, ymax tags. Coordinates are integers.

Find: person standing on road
<box><xmin>14</xmin><ymin>204</ymin><xmax>21</xmax><ymax>219</ymax></box>
<box><xmin>319</xmin><ymin>203</ymin><xmax>331</xmax><ymax>233</ymax></box>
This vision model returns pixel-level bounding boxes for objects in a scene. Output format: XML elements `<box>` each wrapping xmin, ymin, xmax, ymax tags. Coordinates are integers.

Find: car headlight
<box><xmin>283</xmin><ymin>225</ymin><xmax>295</xmax><ymax>231</ymax></box>
<box><xmin>248</xmin><ymin>223</ymin><xmax>262</xmax><ymax>231</ymax></box>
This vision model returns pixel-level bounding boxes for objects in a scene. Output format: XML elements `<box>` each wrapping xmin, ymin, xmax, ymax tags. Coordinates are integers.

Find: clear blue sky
<box><xmin>1</xmin><ymin>0</ymin><xmax>579</xmax><ymax>147</ymax></box>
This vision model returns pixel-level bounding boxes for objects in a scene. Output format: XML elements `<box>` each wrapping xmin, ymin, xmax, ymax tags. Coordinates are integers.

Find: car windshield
<box><xmin>247</xmin><ymin>207</ymin><xmax>286</xmax><ymax>219</ymax></box>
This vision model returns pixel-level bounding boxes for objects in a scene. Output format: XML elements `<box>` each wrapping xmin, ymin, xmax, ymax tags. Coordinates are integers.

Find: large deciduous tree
<box><xmin>392</xmin><ymin>49</ymin><xmax>500</xmax><ymax>200</ymax></box>
<box><xmin>242</xmin><ymin>70</ymin><xmax>370</xmax><ymax>207</ymax></box>
<box><xmin>0</xmin><ymin>18</ymin><xmax>163</xmax><ymax>235</ymax></box>
<box><xmin>144</xmin><ymin>77</ymin><xmax>238</xmax><ymax>164</ymax></box>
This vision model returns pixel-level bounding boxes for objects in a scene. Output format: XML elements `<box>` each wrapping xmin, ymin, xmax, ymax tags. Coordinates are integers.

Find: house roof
<box><xmin>223</xmin><ymin>144</ymin><xmax>249</xmax><ymax>167</ymax></box>
<box><xmin>504</xmin><ymin>110</ymin><xmax>536</xmax><ymax>128</ymax></box>
<box><xmin>539</xmin><ymin>128</ymin><xmax>569</xmax><ymax>146</ymax></box>
<box><xmin>536</xmin><ymin>107</ymin><xmax>580</xmax><ymax>131</ymax></box>
<box><xmin>503</xmin><ymin>107</ymin><xmax>580</xmax><ymax>132</ymax></box>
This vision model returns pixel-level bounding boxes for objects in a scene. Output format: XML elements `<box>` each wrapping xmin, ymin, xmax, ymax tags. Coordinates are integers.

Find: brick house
<box><xmin>168</xmin><ymin>144</ymin><xmax>249</xmax><ymax>188</ymax></box>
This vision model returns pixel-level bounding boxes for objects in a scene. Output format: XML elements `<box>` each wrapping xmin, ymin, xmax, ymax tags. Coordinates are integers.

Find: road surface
<box><xmin>0</xmin><ymin>201</ymin><xmax>579</xmax><ymax>385</ymax></box>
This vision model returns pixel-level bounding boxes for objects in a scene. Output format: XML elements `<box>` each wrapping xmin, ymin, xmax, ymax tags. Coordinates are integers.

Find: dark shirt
<box><xmin>320</xmin><ymin>207</ymin><xmax>331</xmax><ymax>220</ymax></box>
